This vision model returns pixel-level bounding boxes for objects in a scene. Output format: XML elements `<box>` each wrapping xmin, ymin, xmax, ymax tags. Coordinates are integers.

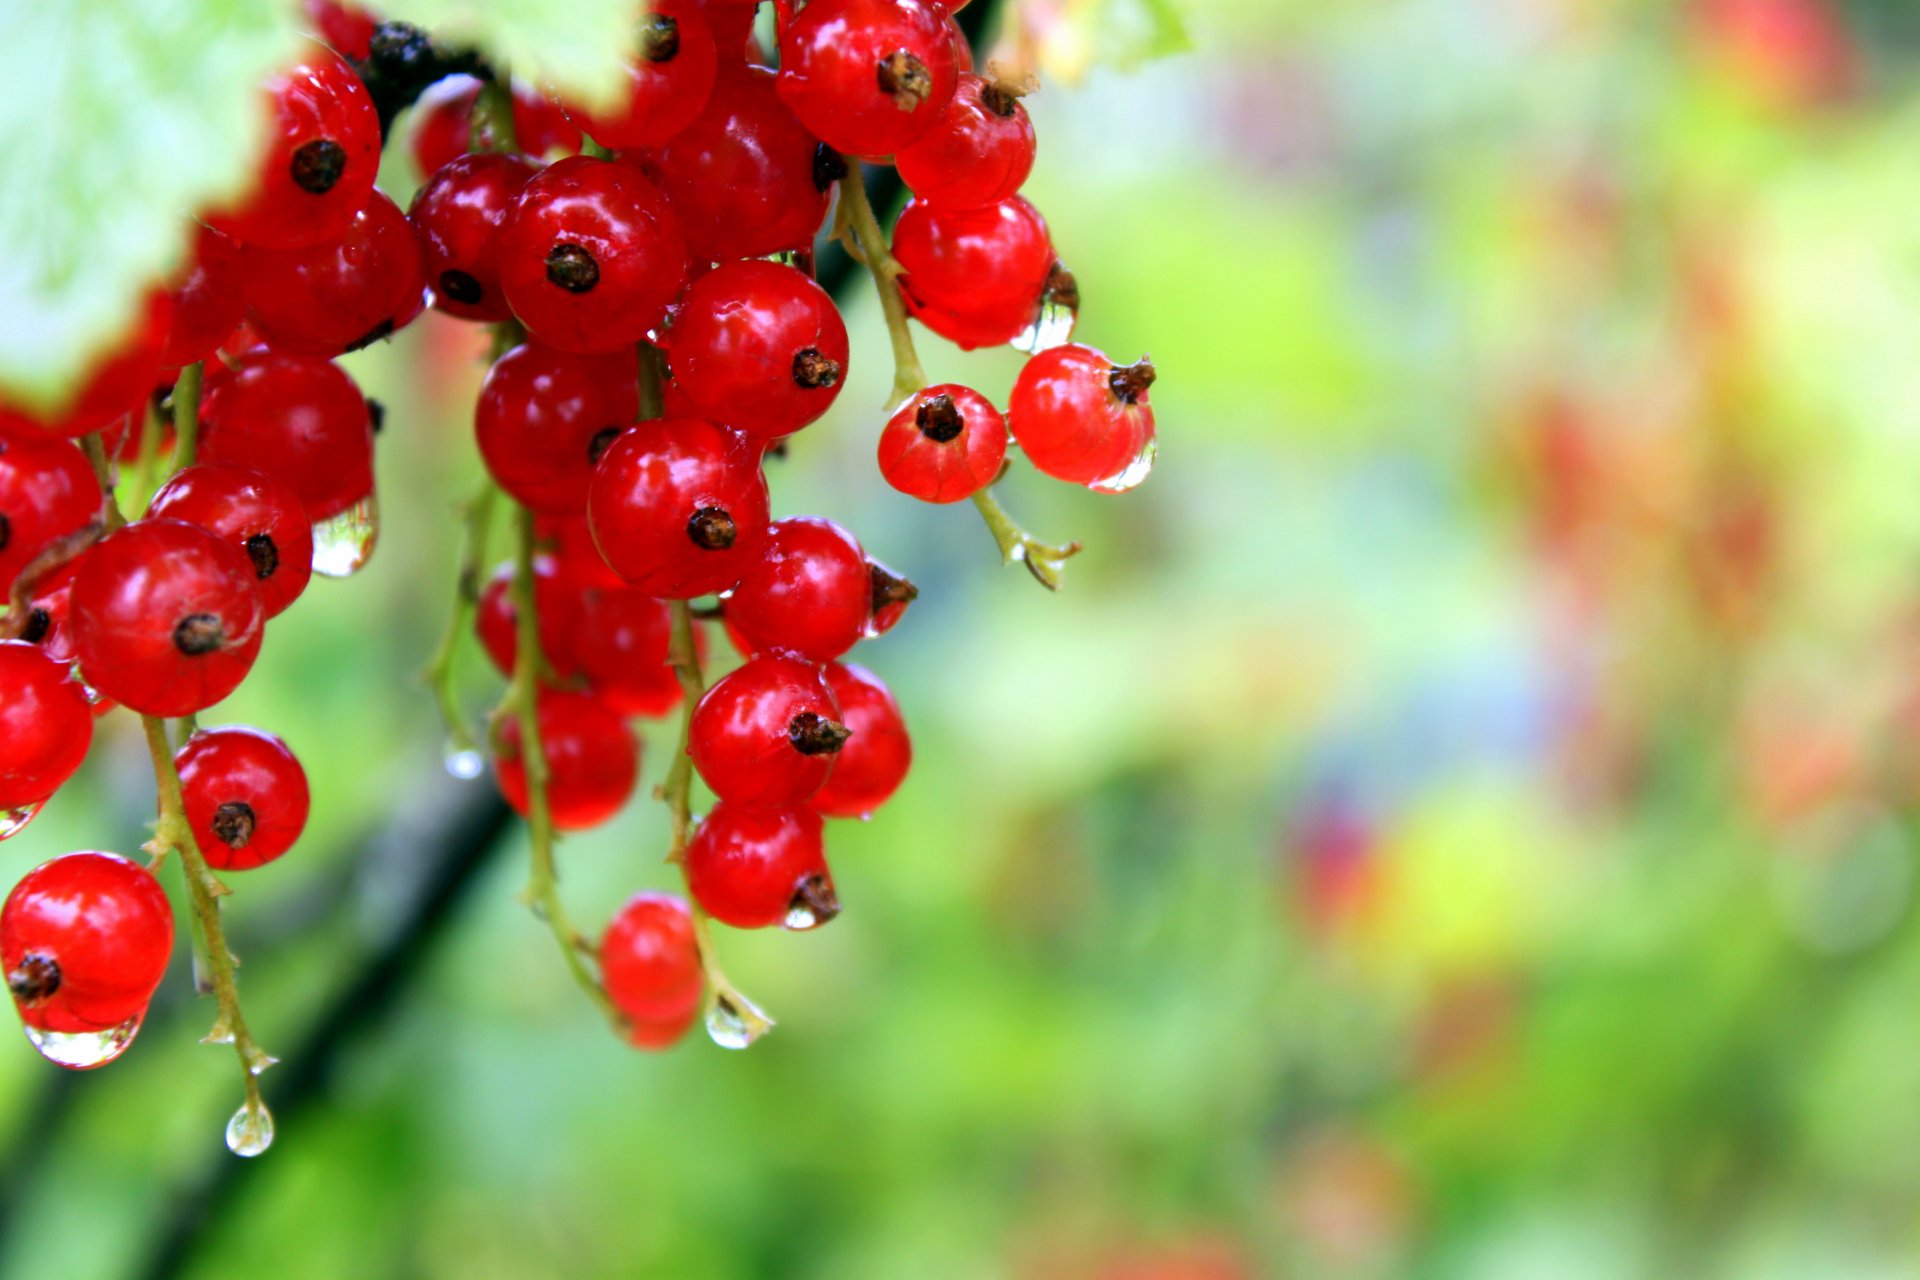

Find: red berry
<box><xmin>568</xmin><ymin>0</ymin><xmax>719</xmax><ymax>149</ymax></box>
<box><xmin>625</xmin><ymin>1003</ymin><xmax>700</xmax><ymax>1049</ymax></box>
<box><xmin>811</xmin><ymin>662</ymin><xmax>911</xmax><ymax>818</ymax></box>
<box><xmin>684</xmin><ymin>803</ymin><xmax>834</xmax><ymax>930</ymax></box>
<box><xmin>474</xmin><ymin>554</ymin><xmax>590</xmax><ymax>682</ymax></box>
<box><xmin>70</xmin><ymin>519</ymin><xmax>265</xmax><ymax>718</ymax></box>
<box><xmin>494</xmin><ymin>690</ymin><xmax>640</xmax><ymax>831</ymax></box>
<box><xmin>148</xmin><ymin>464</ymin><xmax>316</xmax><ymax>618</ymax></box>
<box><xmin>17</xmin><ymin>559</ymin><xmax>86</xmax><ymax>674</ymax></box>
<box><xmin>240</xmin><ymin>188</ymin><xmax>427</xmax><ymax>357</ymax></box>
<box><xmin>691</xmin><ymin>0</ymin><xmax>764</xmax><ymax>63</ymax></box>
<box><xmin>0</xmin><ymin>294</ymin><xmax>172</xmax><ymax>439</ymax></box>
<box><xmin>587</xmin><ymin>418</ymin><xmax>770</xmax><ymax>598</ymax></box>
<box><xmin>409</xmin><ymin>153</ymin><xmax>542</xmax><ymax>322</ymax></box>
<box><xmin>409</xmin><ymin>76</ymin><xmax>583</xmax><ymax>176</ymax></box>
<box><xmin>893</xmin><ymin>195</ymin><xmax>1057</xmax><ymax>349</ymax></box>
<box><xmin>209</xmin><ymin>42</ymin><xmax>382</xmax><ymax>250</ymax></box>
<box><xmin>199</xmin><ymin>351</ymin><xmax>373</xmax><ymax>521</ymax></box>
<box><xmin>3</xmin><ymin>852</ymin><xmax>173</xmax><ymax>1041</ymax></box>
<box><xmin>303</xmin><ymin>0</ymin><xmax>378</xmax><ymax>59</ymax></box>
<box><xmin>0</xmin><ymin>427</ymin><xmax>100</xmax><ymax>597</ymax></box>
<box><xmin>1007</xmin><ymin>345</ymin><xmax>1158</xmax><ymax>492</ymax></box>
<box><xmin>475</xmin><ymin>343</ymin><xmax>638</xmax><ymax>515</ymax></box>
<box><xmin>575</xmin><ymin>586</ymin><xmax>690</xmax><ymax>718</ymax></box>
<box><xmin>777</xmin><ymin>0</ymin><xmax>958</xmax><ymax>158</ymax></box>
<box><xmin>159</xmin><ymin>226</ymin><xmax>246</xmax><ymax>369</ymax></box>
<box><xmin>600</xmin><ymin>891</ymin><xmax>703</xmax><ymax>1022</ymax></box>
<box><xmin>534</xmin><ymin>512</ymin><xmax>626</xmax><ymax>590</ymax></box>
<box><xmin>865</xmin><ymin>555</ymin><xmax>916</xmax><ymax>636</ymax></box>
<box><xmin>0</xmin><ymin>642</ymin><xmax>93</xmax><ymax>813</ymax></box>
<box><xmin>496</xmin><ymin>156</ymin><xmax>690</xmax><ymax>354</ymax></box>
<box><xmin>689</xmin><ymin>653</ymin><xmax>847</xmax><ymax>810</ymax></box>
<box><xmin>895</xmin><ymin>74</ymin><xmax>1035</xmax><ymax>209</ymax></box>
<box><xmin>877</xmin><ymin>383</ymin><xmax>1006</xmax><ymax>503</ymax></box>
<box><xmin>667</xmin><ymin>261</ymin><xmax>849</xmax><ymax>441</ymax></box>
<box><xmin>648</xmin><ymin>65</ymin><xmax>833</xmax><ymax>262</ymax></box>
<box><xmin>175</xmin><ymin>727</ymin><xmax>311</xmax><ymax>871</ymax></box>
<box><xmin>726</xmin><ymin>517</ymin><xmax>877</xmax><ymax>661</ymax></box>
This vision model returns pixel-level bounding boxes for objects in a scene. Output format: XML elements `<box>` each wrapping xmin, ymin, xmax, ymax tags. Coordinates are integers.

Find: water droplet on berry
<box><xmin>23</xmin><ymin>1013</ymin><xmax>142</xmax><ymax>1069</ymax></box>
<box><xmin>310</xmin><ymin>491</ymin><xmax>379</xmax><ymax>578</ymax></box>
<box><xmin>1011</xmin><ymin>272</ymin><xmax>1080</xmax><ymax>355</ymax></box>
<box><xmin>705</xmin><ymin>989</ymin><xmax>775</xmax><ymax>1050</ymax></box>
<box><xmin>225</xmin><ymin>1099</ymin><xmax>275</xmax><ymax>1156</ymax></box>
<box><xmin>1088</xmin><ymin>437</ymin><xmax>1157</xmax><ymax>495</ymax></box>
<box><xmin>444</xmin><ymin>745</ymin><xmax>486</xmax><ymax>780</ymax></box>
<box><xmin>0</xmin><ymin>802</ymin><xmax>43</xmax><ymax>841</ymax></box>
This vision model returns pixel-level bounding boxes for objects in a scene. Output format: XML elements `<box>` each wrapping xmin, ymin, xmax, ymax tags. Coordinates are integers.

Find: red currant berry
<box><xmin>208</xmin><ymin>42</ymin><xmax>382</xmax><ymax>250</ymax></box>
<box><xmin>877</xmin><ymin>383</ymin><xmax>1006</xmax><ymax>503</ymax></box>
<box><xmin>0</xmin><ymin>294</ymin><xmax>172</xmax><ymax>439</ymax></box>
<box><xmin>409</xmin><ymin>76</ymin><xmax>583</xmax><ymax>176</ymax></box>
<box><xmin>241</xmin><ymin>188</ymin><xmax>427</xmax><ymax>357</ymax></box>
<box><xmin>866</xmin><ymin>556</ymin><xmax>917</xmax><ymax>636</ymax></box>
<box><xmin>689</xmin><ymin>653</ymin><xmax>847</xmax><ymax>809</ymax></box>
<box><xmin>1007</xmin><ymin>345</ymin><xmax>1158</xmax><ymax>492</ymax></box>
<box><xmin>0</xmin><ymin>642</ymin><xmax>93</xmax><ymax>813</ymax></box>
<box><xmin>410</xmin><ymin>153</ymin><xmax>542</xmax><ymax>322</ymax></box>
<box><xmin>70</xmin><ymin>519</ymin><xmax>265</xmax><ymax>718</ymax></box>
<box><xmin>18</xmin><ymin>559</ymin><xmax>86</xmax><ymax>673</ymax></box>
<box><xmin>496</xmin><ymin>157</ymin><xmax>690</xmax><ymax>354</ymax></box>
<box><xmin>667</xmin><ymin>261</ymin><xmax>849</xmax><ymax>441</ymax></box>
<box><xmin>175</xmin><ymin>727</ymin><xmax>311</xmax><ymax>871</ymax></box>
<box><xmin>626</xmin><ymin>1003</ymin><xmax>699</xmax><ymax>1049</ymax></box>
<box><xmin>727</xmin><ymin>517</ymin><xmax>881</xmax><ymax>661</ymax></box>
<box><xmin>0</xmin><ymin>427</ymin><xmax>100</xmax><ymax>597</ymax></box>
<box><xmin>474</xmin><ymin>554</ymin><xmax>591</xmax><ymax>682</ymax></box>
<box><xmin>600</xmin><ymin>891</ymin><xmax>703</xmax><ymax>1022</ymax></box>
<box><xmin>691</xmin><ymin>0</ymin><xmax>764</xmax><ymax>63</ymax></box>
<box><xmin>587</xmin><ymin>418</ymin><xmax>770</xmax><ymax>598</ymax></box>
<box><xmin>777</xmin><ymin>0</ymin><xmax>958</xmax><ymax>158</ymax></box>
<box><xmin>895</xmin><ymin>73</ymin><xmax>1035</xmax><ymax>209</ymax></box>
<box><xmin>199</xmin><ymin>351</ymin><xmax>373</xmax><ymax>521</ymax></box>
<box><xmin>475</xmin><ymin>343</ymin><xmax>638</xmax><ymax>515</ymax></box>
<box><xmin>568</xmin><ymin>0</ymin><xmax>718</xmax><ymax>149</ymax></box>
<box><xmin>303</xmin><ymin>0</ymin><xmax>378</xmax><ymax>59</ymax></box>
<box><xmin>159</xmin><ymin>226</ymin><xmax>246</xmax><ymax>369</ymax></box>
<box><xmin>893</xmin><ymin>195</ymin><xmax>1057</xmax><ymax>349</ymax></box>
<box><xmin>148</xmin><ymin>465</ymin><xmax>316</xmax><ymax>619</ymax></box>
<box><xmin>534</xmin><ymin>512</ymin><xmax>627</xmax><ymax>590</ymax></box>
<box><xmin>494</xmin><ymin>690</ymin><xmax>640</xmax><ymax>831</ymax></box>
<box><xmin>648</xmin><ymin>65</ymin><xmax>833</xmax><ymax>262</ymax></box>
<box><xmin>684</xmin><ymin>803</ymin><xmax>834</xmax><ymax>930</ymax></box>
<box><xmin>3</xmin><ymin>852</ymin><xmax>173</xmax><ymax>1043</ymax></box>
<box><xmin>575</xmin><ymin>586</ymin><xmax>691</xmax><ymax>717</ymax></box>
<box><xmin>811</xmin><ymin>662</ymin><xmax>911</xmax><ymax>818</ymax></box>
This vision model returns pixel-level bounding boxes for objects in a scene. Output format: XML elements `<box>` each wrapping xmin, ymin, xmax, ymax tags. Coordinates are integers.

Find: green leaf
<box><xmin>0</xmin><ymin>1</ymin><xmax>303</xmax><ymax>415</ymax></box>
<box><xmin>378</xmin><ymin>0</ymin><xmax>636</xmax><ymax>112</ymax></box>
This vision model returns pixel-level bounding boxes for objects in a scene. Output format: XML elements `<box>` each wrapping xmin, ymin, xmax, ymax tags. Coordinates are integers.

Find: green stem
<box><xmin>422</xmin><ymin>478</ymin><xmax>498</xmax><ymax>756</ymax></box>
<box><xmin>474</xmin><ymin>75</ymin><xmax>520</xmax><ymax>153</ymax></box>
<box><xmin>971</xmin><ymin>486</ymin><xmax>1082</xmax><ymax>592</ymax></box>
<box><xmin>171</xmin><ymin>361</ymin><xmax>202</xmax><ymax>471</ymax></box>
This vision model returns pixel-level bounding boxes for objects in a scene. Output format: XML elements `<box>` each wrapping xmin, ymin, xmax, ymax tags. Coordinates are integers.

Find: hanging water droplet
<box><xmin>225</xmin><ymin>1099</ymin><xmax>275</xmax><ymax>1157</ymax></box>
<box><xmin>0</xmin><ymin>802</ymin><xmax>43</xmax><ymax>841</ymax></box>
<box><xmin>1088</xmin><ymin>437</ymin><xmax>1157</xmax><ymax>495</ymax></box>
<box><xmin>23</xmin><ymin>1014</ymin><xmax>142</xmax><ymax>1069</ymax></box>
<box><xmin>1011</xmin><ymin>260</ymin><xmax>1080</xmax><ymax>355</ymax></box>
<box><xmin>443</xmin><ymin>744</ymin><xmax>485</xmax><ymax>780</ymax></box>
<box><xmin>310</xmin><ymin>491</ymin><xmax>379</xmax><ymax>578</ymax></box>
<box><xmin>705</xmin><ymin>989</ymin><xmax>775</xmax><ymax>1050</ymax></box>
<box><xmin>200</xmin><ymin>1016</ymin><xmax>235</xmax><ymax>1046</ymax></box>
<box><xmin>782</xmin><ymin>873</ymin><xmax>840</xmax><ymax>931</ymax></box>
<box><xmin>247</xmin><ymin>1052</ymin><xmax>281</xmax><ymax>1077</ymax></box>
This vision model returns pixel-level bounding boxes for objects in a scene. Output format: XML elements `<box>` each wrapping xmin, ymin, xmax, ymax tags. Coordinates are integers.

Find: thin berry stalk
<box><xmin>421</xmin><ymin>476</ymin><xmax>498</xmax><ymax>756</ymax></box>
<box><xmin>171</xmin><ymin>361</ymin><xmax>203</xmax><ymax>471</ymax></box>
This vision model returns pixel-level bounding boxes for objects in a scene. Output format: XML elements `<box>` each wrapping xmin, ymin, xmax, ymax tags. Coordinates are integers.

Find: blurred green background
<box><xmin>17</xmin><ymin>0</ymin><xmax>1920</xmax><ymax>1275</ymax></box>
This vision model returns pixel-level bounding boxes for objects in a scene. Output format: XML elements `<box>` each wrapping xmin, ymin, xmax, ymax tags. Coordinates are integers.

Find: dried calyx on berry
<box><xmin>212</xmin><ymin>801</ymin><xmax>257</xmax><ymax>850</ymax></box>
<box><xmin>640</xmin><ymin>13</ymin><xmax>680</xmax><ymax>62</ymax></box>
<box><xmin>687</xmin><ymin>506</ymin><xmax>737</xmax><ymax>550</ymax></box>
<box><xmin>788</xmin><ymin>874</ymin><xmax>841</xmax><ymax>930</ymax></box>
<box><xmin>5</xmin><ymin>952</ymin><xmax>58</xmax><ymax>1004</ymax></box>
<box><xmin>870</xmin><ymin>562</ymin><xmax>919</xmax><ymax>613</ymax></box>
<box><xmin>545</xmin><ymin>243</ymin><xmax>601</xmax><ymax>293</ymax></box>
<box><xmin>290</xmin><ymin>139</ymin><xmax>348</xmax><ymax>194</ymax></box>
<box><xmin>787</xmin><ymin>710</ymin><xmax>852</xmax><ymax>756</ymax></box>
<box><xmin>1109</xmin><ymin>356</ymin><xmax>1157</xmax><ymax>404</ymax></box>
<box><xmin>354</xmin><ymin>21</ymin><xmax>490</xmax><ymax>136</ymax></box>
<box><xmin>791</xmin><ymin>347</ymin><xmax>842</xmax><ymax>389</ymax></box>
<box><xmin>244</xmin><ymin>533</ymin><xmax>279</xmax><ymax>580</ymax></box>
<box><xmin>173</xmin><ymin>612</ymin><xmax>228</xmax><ymax>656</ymax></box>
<box><xmin>877</xmin><ymin>50</ymin><xmax>934</xmax><ymax>111</ymax></box>
<box><xmin>915</xmin><ymin>393</ymin><xmax>963</xmax><ymax>443</ymax></box>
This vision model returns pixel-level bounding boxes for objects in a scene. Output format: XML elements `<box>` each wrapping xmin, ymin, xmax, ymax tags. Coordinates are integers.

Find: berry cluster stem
<box><xmin>837</xmin><ymin>170</ymin><xmax>1081</xmax><ymax>590</ymax></box>
<box><xmin>421</xmin><ymin>476</ymin><xmax>498</xmax><ymax>757</ymax></box>
<box><xmin>172</xmin><ymin>360</ymin><xmax>203</xmax><ymax>471</ymax></box>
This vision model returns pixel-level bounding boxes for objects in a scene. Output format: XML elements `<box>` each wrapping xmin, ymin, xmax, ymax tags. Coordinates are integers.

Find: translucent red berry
<box><xmin>587</xmin><ymin>418</ymin><xmax>770</xmax><ymax>598</ymax></box>
<box><xmin>175</xmin><ymin>727</ymin><xmax>312</xmax><ymax>871</ymax></box>
<box><xmin>895</xmin><ymin>73</ymin><xmax>1035</xmax><ymax>209</ymax></box>
<box><xmin>496</xmin><ymin>156</ymin><xmax>690</xmax><ymax>354</ymax></box>
<box><xmin>476</xmin><ymin>343</ymin><xmax>638</xmax><ymax>515</ymax></box>
<box><xmin>241</xmin><ymin>188</ymin><xmax>427</xmax><ymax>357</ymax></box>
<box><xmin>1007</xmin><ymin>344</ymin><xmax>1158</xmax><ymax>492</ymax></box>
<box><xmin>667</xmin><ymin>261</ymin><xmax>849</xmax><ymax>441</ymax></box>
<box><xmin>209</xmin><ymin>42</ymin><xmax>382</xmax><ymax>250</ymax></box>
<box><xmin>877</xmin><ymin>383</ymin><xmax>1006</xmax><ymax>503</ymax></box>
<box><xmin>199</xmin><ymin>351</ymin><xmax>373</xmax><ymax>521</ymax></box>
<box><xmin>0</xmin><ymin>427</ymin><xmax>100</xmax><ymax>597</ymax></box>
<box><xmin>684</xmin><ymin>803</ymin><xmax>834</xmax><ymax>930</ymax></box>
<box><xmin>811</xmin><ymin>662</ymin><xmax>912</xmax><ymax>818</ymax></box>
<box><xmin>409</xmin><ymin>75</ymin><xmax>583</xmax><ymax>176</ymax></box>
<box><xmin>893</xmin><ymin>195</ymin><xmax>1057</xmax><ymax>349</ymax></box>
<box><xmin>568</xmin><ymin>0</ymin><xmax>719</xmax><ymax>149</ymax></box>
<box><xmin>726</xmin><ymin>517</ymin><xmax>884</xmax><ymax>661</ymax></box>
<box><xmin>303</xmin><ymin>0</ymin><xmax>378</xmax><ymax>59</ymax></box>
<box><xmin>626</xmin><ymin>1003</ymin><xmax>700</xmax><ymax>1049</ymax></box>
<box><xmin>70</xmin><ymin>519</ymin><xmax>265</xmax><ymax>718</ymax></box>
<box><xmin>494</xmin><ymin>690</ymin><xmax>640</xmax><ymax>831</ymax></box>
<box><xmin>409</xmin><ymin>153</ymin><xmax>542</xmax><ymax>322</ymax></box>
<box><xmin>690</xmin><ymin>653</ymin><xmax>847</xmax><ymax>810</ymax></box>
<box><xmin>3</xmin><ymin>852</ymin><xmax>173</xmax><ymax>1050</ymax></box>
<box><xmin>776</xmin><ymin>0</ymin><xmax>959</xmax><ymax>158</ymax></box>
<box><xmin>159</xmin><ymin>226</ymin><xmax>246</xmax><ymax>369</ymax></box>
<box><xmin>575</xmin><ymin>586</ymin><xmax>689</xmax><ymax>718</ymax></box>
<box><xmin>600</xmin><ymin>891</ymin><xmax>703</xmax><ymax>1023</ymax></box>
<box><xmin>0</xmin><ymin>642</ymin><xmax>93</xmax><ymax>813</ymax></box>
<box><xmin>474</xmin><ymin>554</ymin><xmax>590</xmax><ymax>682</ymax></box>
<box><xmin>148</xmin><ymin>464</ymin><xmax>316</xmax><ymax>618</ymax></box>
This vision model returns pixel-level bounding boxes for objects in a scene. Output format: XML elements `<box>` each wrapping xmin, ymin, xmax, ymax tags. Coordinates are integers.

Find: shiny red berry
<box><xmin>726</xmin><ymin>517</ymin><xmax>879</xmax><ymax>661</ymax></box>
<box><xmin>895</xmin><ymin>73</ymin><xmax>1035</xmax><ymax>209</ymax></box>
<box><xmin>494</xmin><ymin>690</ymin><xmax>640</xmax><ymax>831</ymax></box>
<box><xmin>568</xmin><ymin>0</ymin><xmax>719</xmax><ymax>149</ymax></box>
<box><xmin>0</xmin><ymin>294</ymin><xmax>172</xmax><ymax>439</ymax></box>
<box><xmin>811</xmin><ymin>662</ymin><xmax>911</xmax><ymax>818</ymax></box>
<box><xmin>409</xmin><ymin>76</ymin><xmax>583</xmax><ymax>176</ymax></box>
<box><xmin>667</xmin><ymin>261</ymin><xmax>848</xmax><ymax>441</ymax></box>
<box><xmin>0</xmin><ymin>427</ymin><xmax>100</xmax><ymax>597</ymax></box>
<box><xmin>148</xmin><ymin>464</ymin><xmax>316</xmax><ymax>618</ymax></box>
<box><xmin>175</xmin><ymin>727</ymin><xmax>311</xmax><ymax>871</ymax></box>
<box><xmin>303</xmin><ymin>0</ymin><xmax>378</xmax><ymax>59</ymax></box>
<box><xmin>159</xmin><ymin>226</ymin><xmax>246</xmax><ymax>369</ymax></box>
<box><xmin>476</xmin><ymin>343</ymin><xmax>638</xmax><ymax>515</ymax></box>
<box><xmin>534</xmin><ymin>512</ymin><xmax>626</xmax><ymax>590</ymax></box>
<box><xmin>684</xmin><ymin>803</ymin><xmax>834</xmax><ymax>930</ymax></box>
<box><xmin>474</xmin><ymin>554</ymin><xmax>591</xmax><ymax>682</ymax></box>
<box><xmin>777</xmin><ymin>0</ymin><xmax>958</xmax><ymax>158</ymax></box>
<box><xmin>893</xmin><ymin>194</ymin><xmax>1057</xmax><ymax>349</ymax></box>
<box><xmin>17</xmin><ymin>559</ymin><xmax>87</xmax><ymax>674</ymax></box>
<box><xmin>575</xmin><ymin>586</ymin><xmax>689</xmax><ymax>718</ymax></box>
<box><xmin>600</xmin><ymin>891</ymin><xmax>703</xmax><ymax>1023</ymax></box>
<box><xmin>241</xmin><ymin>188</ymin><xmax>427</xmax><ymax>357</ymax></box>
<box><xmin>496</xmin><ymin>156</ymin><xmax>690</xmax><ymax>354</ymax></box>
<box><xmin>409</xmin><ymin>153</ymin><xmax>542</xmax><ymax>322</ymax></box>
<box><xmin>0</xmin><ymin>642</ymin><xmax>93</xmax><ymax>813</ymax></box>
<box><xmin>3</xmin><ymin>852</ymin><xmax>173</xmax><ymax>1041</ymax></box>
<box><xmin>209</xmin><ymin>42</ymin><xmax>382</xmax><ymax>250</ymax></box>
<box><xmin>70</xmin><ymin>519</ymin><xmax>265</xmax><ymax>718</ymax></box>
<box><xmin>625</xmin><ymin>1003</ymin><xmax>700</xmax><ymax>1049</ymax></box>
<box><xmin>587</xmin><ymin>418</ymin><xmax>770</xmax><ymax>598</ymax></box>
<box><xmin>199</xmin><ymin>351</ymin><xmax>373</xmax><ymax>521</ymax></box>
<box><xmin>1007</xmin><ymin>345</ymin><xmax>1158</xmax><ymax>492</ymax></box>
<box><xmin>689</xmin><ymin>653</ymin><xmax>847</xmax><ymax>810</ymax></box>
<box><xmin>877</xmin><ymin>383</ymin><xmax>1006</xmax><ymax>503</ymax></box>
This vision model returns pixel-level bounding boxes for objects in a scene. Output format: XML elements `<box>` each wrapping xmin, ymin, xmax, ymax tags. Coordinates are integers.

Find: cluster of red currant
<box><xmin>0</xmin><ymin>0</ymin><xmax>1156</xmax><ymax>1153</ymax></box>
